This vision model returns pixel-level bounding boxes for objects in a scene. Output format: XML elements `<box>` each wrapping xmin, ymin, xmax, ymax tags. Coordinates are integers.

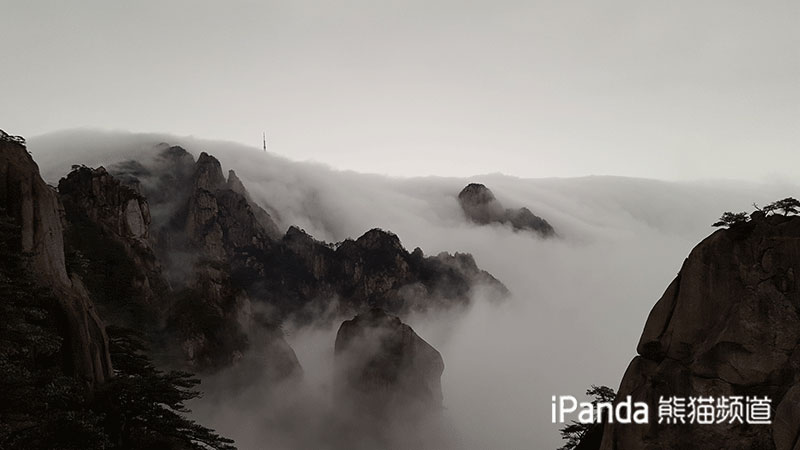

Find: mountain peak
<box><xmin>193</xmin><ymin>152</ymin><xmax>226</xmax><ymax>190</ymax></box>
<box><xmin>458</xmin><ymin>183</ymin><xmax>497</xmax><ymax>204</ymax></box>
<box><xmin>457</xmin><ymin>183</ymin><xmax>555</xmax><ymax>237</ymax></box>
<box><xmin>334</xmin><ymin>308</ymin><xmax>444</xmax><ymax>412</ymax></box>
<box><xmin>354</xmin><ymin>228</ymin><xmax>403</xmax><ymax>251</ymax></box>
<box><xmin>226</xmin><ymin>169</ymin><xmax>249</xmax><ymax>198</ymax></box>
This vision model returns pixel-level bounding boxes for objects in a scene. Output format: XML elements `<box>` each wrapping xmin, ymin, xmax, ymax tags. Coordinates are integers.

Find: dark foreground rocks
<box><xmin>0</xmin><ymin>137</ymin><xmax>112</xmax><ymax>386</ymax></box>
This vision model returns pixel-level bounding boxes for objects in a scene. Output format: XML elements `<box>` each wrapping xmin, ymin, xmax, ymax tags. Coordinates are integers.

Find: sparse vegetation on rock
<box><xmin>557</xmin><ymin>385</ymin><xmax>616</xmax><ymax>450</ymax></box>
<box><xmin>758</xmin><ymin>197</ymin><xmax>800</xmax><ymax>216</ymax></box>
<box><xmin>711</xmin><ymin>211</ymin><xmax>749</xmax><ymax>228</ymax></box>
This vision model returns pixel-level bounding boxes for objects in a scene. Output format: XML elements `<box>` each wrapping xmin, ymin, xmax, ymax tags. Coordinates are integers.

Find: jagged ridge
<box><xmin>57</xmin><ymin>145</ymin><xmax>506</xmax><ymax>374</ymax></box>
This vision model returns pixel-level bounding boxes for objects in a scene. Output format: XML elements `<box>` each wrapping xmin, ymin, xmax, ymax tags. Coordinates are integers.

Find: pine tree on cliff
<box><xmin>97</xmin><ymin>326</ymin><xmax>235</xmax><ymax>450</ymax></box>
<box><xmin>0</xmin><ymin>210</ymin><xmax>110</xmax><ymax>449</ymax></box>
<box><xmin>712</xmin><ymin>211</ymin><xmax>749</xmax><ymax>228</ymax></box>
<box><xmin>767</xmin><ymin>197</ymin><xmax>800</xmax><ymax>216</ymax></box>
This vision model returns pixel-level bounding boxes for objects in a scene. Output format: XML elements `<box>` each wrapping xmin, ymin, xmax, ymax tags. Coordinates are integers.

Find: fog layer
<box><xmin>29</xmin><ymin>129</ymin><xmax>798</xmax><ymax>448</ymax></box>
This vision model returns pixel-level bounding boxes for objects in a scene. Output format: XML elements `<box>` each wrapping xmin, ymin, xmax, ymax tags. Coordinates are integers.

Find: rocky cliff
<box><xmin>458</xmin><ymin>183</ymin><xmax>554</xmax><ymax>237</ymax></box>
<box><xmin>108</xmin><ymin>147</ymin><xmax>507</xmax><ymax>321</ymax></box>
<box><xmin>53</xmin><ymin>145</ymin><xmax>504</xmax><ymax>374</ymax></box>
<box><xmin>0</xmin><ymin>138</ymin><xmax>112</xmax><ymax>386</ymax></box>
<box><xmin>1</xmin><ymin>133</ymin><xmax>505</xmax><ymax>448</ymax></box>
<box><xmin>334</xmin><ymin>308</ymin><xmax>444</xmax><ymax>414</ymax></box>
<box><xmin>59</xmin><ymin>149</ymin><xmax>297</xmax><ymax>373</ymax></box>
<box><xmin>595</xmin><ymin>214</ymin><xmax>800</xmax><ymax>450</ymax></box>
<box><xmin>59</xmin><ymin>166</ymin><xmax>169</xmax><ymax>326</ymax></box>
<box><xmin>238</xmin><ymin>225</ymin><xmax>509</xmax><ymax>322</ymax></box>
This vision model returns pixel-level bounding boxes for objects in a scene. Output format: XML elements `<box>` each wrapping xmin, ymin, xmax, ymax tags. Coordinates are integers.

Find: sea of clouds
<box><xmin>29</xmin><ymin>129</ymin><xmax>798</xmax><ymax>449</ymax></box>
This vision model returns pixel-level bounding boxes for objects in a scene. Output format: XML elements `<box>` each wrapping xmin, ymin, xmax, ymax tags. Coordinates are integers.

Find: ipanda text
<box><xmin>552</xmin><ymin>395</ymin><xmax>648</xmax><ymax>424</ymax></box>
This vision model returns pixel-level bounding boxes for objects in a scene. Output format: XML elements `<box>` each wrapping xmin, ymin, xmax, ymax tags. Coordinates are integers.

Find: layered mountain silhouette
<box><xmin>0</xmin><ymin>132</ymin><xmax>503</xmax><ymax>448</ymax></box>
<box><xmin>19</xmin><ymin>129</ymin><xmax>800</xmax><ymax>450</ymax></box>
<box><xmin>73</xmin><ymin>145</ymin><xmax>506</xmax><ymax>371</ymax></box>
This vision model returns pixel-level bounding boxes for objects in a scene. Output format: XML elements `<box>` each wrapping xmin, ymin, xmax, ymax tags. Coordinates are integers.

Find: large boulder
<box><xmin>334</xmin><ymin>308</ymin><xmax>444</xmax><ymax>414</ymax></box>
<box><xmin>458</xmin><ymin>183</ymin><xmax>554</xmax><ymax>237</ymax></box>
<box><xmin>458</xmin><ymin>182</ymin><xmax>507</xmax><ymax>224</ymax></box>
<box><xmin>596</xmin><ymin>214</ymin><xmax>800</xmax><ymax>450</ymax></box>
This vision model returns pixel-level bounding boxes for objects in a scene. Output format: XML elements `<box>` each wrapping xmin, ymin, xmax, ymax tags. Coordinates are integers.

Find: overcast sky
<box><xmin>2</xmin><ymin>1</ymin><xmax>798</xmax><ymax>180</ymax></box>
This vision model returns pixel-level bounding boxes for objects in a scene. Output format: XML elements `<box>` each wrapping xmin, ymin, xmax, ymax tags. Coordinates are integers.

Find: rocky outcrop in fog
<box><xmin>458</xmin><ymin>183</ymin><xmax>554</xmax><ymax>237</ymax></box>
<box><xmin>0</xmin><ymin>132</ymin><xmax>506</xmax><ymax>449</ymax></box>
<box><xmin>109</xmin><ymin>146</ymin><xmax>507</xmax><ymax>319</ymax></box>
<box><xmin>0</xmin><ymin>138</ymin><xmax>112</xmax><ymax>386</ymax></box>
<box><xmin>243</xmin><ymin>225</ymin><xmax>509</xmax><ymax>322</ymax></box>
<box><xmin>594</xmin><ymin>213</ymin><xmax>800</xmax><ymax>450</ymax></box>
<box><xmin>51</xmin><ymin>144</ymin><xmax>505</xmax><ymax>374</ymax></box>
<box><xmin>335</xmin><ymin>308</ymin><xmax>444</xmax><ymax>414</ymax></box>
<box><xmin>61</xmin><ymin>147</ymin><xmax>297</xmax><ymax>372</ymax></box>
<box><xmin>59</xmin><ymin>166</ymin><xmax>169</xmax><ymax>323</ymax></box>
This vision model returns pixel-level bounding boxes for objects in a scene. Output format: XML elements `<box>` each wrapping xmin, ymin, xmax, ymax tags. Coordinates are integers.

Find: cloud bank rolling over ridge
<box><xmin>27</xmin><ymin>129</ymin><xmax>799</xmax><ymax>448</ymax></box>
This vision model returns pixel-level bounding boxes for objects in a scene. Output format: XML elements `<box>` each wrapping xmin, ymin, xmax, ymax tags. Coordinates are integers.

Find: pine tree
<box><xmin>557</xmin><ymin>385</ymin><xmax>616</xmax><ymax>450</ymax></box>
<box><xmin>712</xmin><ymin>211</ymin><xmax>749</xmax><ymax>228</ymax></box>
<box><xmin>98</xmin><ymin>326</ymin><xmax>235</xmax><ymax>450</ymax></box>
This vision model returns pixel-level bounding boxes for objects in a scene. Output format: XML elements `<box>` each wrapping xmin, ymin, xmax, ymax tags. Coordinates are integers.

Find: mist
<box><xmin>28</xmin><ymin>129</ymin><xmax>799</xmax><ymax>448</ymax></box>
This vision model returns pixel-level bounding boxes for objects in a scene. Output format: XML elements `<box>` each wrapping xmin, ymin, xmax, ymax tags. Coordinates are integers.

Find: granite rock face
<box><xmin>67</xmin><ymin>148</ymin><xmax>295</xmax><ymax>373</ymax></box>
<box><xmin>458</xmin><ymin>183</ymin><xmax>554</xmax><ymax>237</ymax></box>
<box><xmin>51</xmin><ymin>144</ymin><xmax>506</xmax><ymax>376</ymax></box>
<box><xmin>110</xmin><ymin>149</ymin><xmax>506</xmax><ymax>325</ymax></box>
<box><xmin>59</xmin><ymin>166</ymin><xmax>168</xmax><ymax>318</ymax></box>
<box><xmin>595</xmin><ymin>215</ymin><xmax>800</xmax><ymax>450</ymax></box>
<box><xmin>0</xmin><ymin>138</ymin><xmax>112</xmax><ymax>386</ymax></box>
<box><xmin>334</xmin><ymin>308</ymin><xmax>444</xmax><ymax>413</ymax></box>
<box><xmin>182</xmin><ymin>152</ymin><xmax>280</xmax><ymax>258</ymax></box>
<box><xmin>237</xmin><ymin>225</ymin><xmax>509</xmax><ymax>322</ymax></box>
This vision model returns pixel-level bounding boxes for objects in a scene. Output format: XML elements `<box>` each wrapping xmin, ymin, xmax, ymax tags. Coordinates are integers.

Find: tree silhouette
<box><xmin>557</xmin><ymin>385</ymin><xmax>616</xmax><ymax>450</ymax></box>
<box><xmin>770</xmin><ymin>198</ymin><xmax>800</xmax><ymax>216</ymax></box>
<box><xmin>712</xmin><ymin>212</ymin><xmax>749</xmax><ymax>228</ymax></box>
<box><xmin>97</xmin><ymin>327</ymin><xmax>236</xmax><ymax>450</ymax></box>
<box><xmin>0</xmin><ymin>210</ymin><xmax>110</xmax><ymax>449</ymax></box>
